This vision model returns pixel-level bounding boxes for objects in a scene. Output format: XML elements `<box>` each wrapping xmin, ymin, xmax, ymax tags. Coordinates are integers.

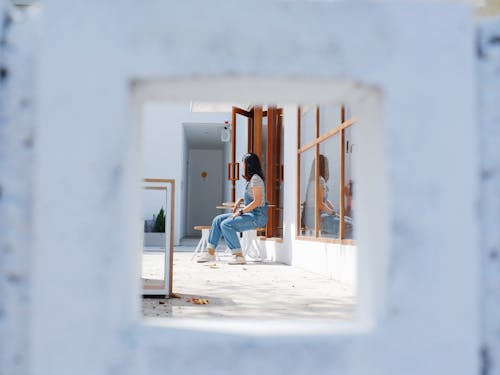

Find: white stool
<box><xmin>191</xmin><ymin>225</ymin><xmax>210</xmax><ymax>260</ymax></box>
<box><xmin>241</xmin><ymin>229</ymin><xmax>264</xmax><ymax>261</ymax></box>
<box><xmin>192</xmin><ymin>225</ymin><xmax>232</xmax><ymax>261</ymax></box>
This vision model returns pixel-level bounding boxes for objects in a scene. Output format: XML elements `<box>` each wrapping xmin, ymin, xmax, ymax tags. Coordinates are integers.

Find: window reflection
<box><xmin>299</xmin><ymin>149</ymin><xmax>315</xmax><ymax>237</ymax></box>
<box><xmin>297</xmin><ymin>104</ymin><xmax>356</xmax><ymax>242</ymax></box>
<box><xmin>318</xmin><ymin>136</ymin><xmax>343</xmax><ymax>239</ymax></box>
<box><xmin>343</xmin><ymin>125</ymin><xmax>355</xmax><ymax>239</ymax></box>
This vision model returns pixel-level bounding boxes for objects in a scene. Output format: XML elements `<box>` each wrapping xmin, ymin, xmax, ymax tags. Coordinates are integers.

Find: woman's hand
<box><xmin>232</xmin><ymin>198</ymin><xmax>244</xmax><ymax>213</ymax></box>
<box><xmin>232</xmin><ymin>208</ymin><xmax>243</xmax><ymax>219</ymax></box>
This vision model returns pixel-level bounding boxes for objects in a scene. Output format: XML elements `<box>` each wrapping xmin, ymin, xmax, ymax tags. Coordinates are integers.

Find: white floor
<box><xmin>142</xmin><ymin>239</ymin><xmax>356</xmax><ymax>320</ymax></box>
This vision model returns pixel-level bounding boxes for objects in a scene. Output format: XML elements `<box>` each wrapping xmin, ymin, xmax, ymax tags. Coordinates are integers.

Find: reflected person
<box><xmin>303</xmin><ymin>154</ymin><xmax>352</xmax><ymax>238</ymax></box>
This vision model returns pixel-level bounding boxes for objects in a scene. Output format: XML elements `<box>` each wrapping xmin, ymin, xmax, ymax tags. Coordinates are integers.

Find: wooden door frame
<box><xmin>230</xmin><ymin>106</ymin><xmax>253</xmax><ymax>202</ymax></box>
<box><xmin>230</xmin><ymin>105</ymin><xmax>283</xmax><ymax>238</ymax></box>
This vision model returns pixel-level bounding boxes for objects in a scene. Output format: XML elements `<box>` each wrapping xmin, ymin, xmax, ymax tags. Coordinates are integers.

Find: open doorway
<box><xmin>183</xmin><ymin>123</ymin><xmax>226</xmax><ymax>238</ymax></box>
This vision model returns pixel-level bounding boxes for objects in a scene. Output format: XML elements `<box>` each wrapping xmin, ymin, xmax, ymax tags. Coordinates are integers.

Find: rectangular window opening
<box><xmin>130</xmin><ymin>78</ymin><xmax>387</xmax><ymax>335</ymax></box>
<box><xmin>297</xmin><ymin>104</ymin><xmax>356</xmax><ymax>244</ymax></box>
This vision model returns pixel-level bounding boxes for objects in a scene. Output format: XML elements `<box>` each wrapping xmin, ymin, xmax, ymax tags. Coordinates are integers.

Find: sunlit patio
<box><xmin>142</xmin><ymin>239</ymin><xmax>356</xmax><ymax>319</ymax></box>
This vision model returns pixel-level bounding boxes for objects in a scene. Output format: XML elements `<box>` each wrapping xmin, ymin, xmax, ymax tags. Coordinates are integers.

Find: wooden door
<box><xmin>229</xmin><ymin>106</ymin><xmax>253</xmax><ymax>202</ymax></box>
<box><xmin>229</xmin><ymin>105</ymin><xmax>283</xmax><ymax>238</ymax></box>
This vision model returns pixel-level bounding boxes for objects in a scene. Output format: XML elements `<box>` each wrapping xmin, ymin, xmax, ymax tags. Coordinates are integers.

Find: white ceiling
<box><xmin>190</xmin><ymin>102</ymin><xmax>251</xmax><ymax>113</ymax></box>
<box><xmin>183</xmin><ymin>122</ymin><xmax>227</xmax><ymax>149</ymax></box>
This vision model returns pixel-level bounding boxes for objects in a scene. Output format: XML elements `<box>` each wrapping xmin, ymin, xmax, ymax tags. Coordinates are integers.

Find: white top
<box><xmin>246</xmin><ymin>174</ymin><xmax>266</xmax><ymax>206</ymax></box>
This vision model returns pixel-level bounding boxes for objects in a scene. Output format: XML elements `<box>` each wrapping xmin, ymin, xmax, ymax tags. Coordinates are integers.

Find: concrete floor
<box><xmin>142</xmin><ymin>239</ymin><xmax>356</xmax><ymax>320</ymax></box>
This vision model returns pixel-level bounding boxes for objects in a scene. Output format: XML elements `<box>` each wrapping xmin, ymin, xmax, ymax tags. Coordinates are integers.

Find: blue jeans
<box><xmin>321</xmin><ymin>214</ymin><xmax>354</xmax><ymax>239</ymax></box>
<box><xmin>208</xmin><ymin>210</ymin><xmax>267</xmax><ymax>254</ymax></box>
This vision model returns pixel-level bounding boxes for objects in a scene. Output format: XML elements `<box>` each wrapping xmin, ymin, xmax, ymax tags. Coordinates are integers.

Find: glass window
<box><xmin>319</xmin><ymin>104</ymin><xmax>342</xmax><ymax>137</ymax></box>
<box><xmin>234</xmin><ymin>112</ymin><xmax>249</xmax><ymax>197</ymax></box>
<box><xmin>299</xmin><ymin>148</ymin><xmax>316</xmax><ymax>237</ymax></box>
<box><xmin>343</xmin><ymin>125</ymin><xmax>356</xmax><ymax>239</ymax></box>
<box><xmin>300</xmin><ymin>105</ymin><xmax>317</xmax><ymax>148</ymax></box>
<box><xmin>296</xmin><ymin>104</ymin><xmax>356</xmax><ymax>243</ymax></box>
<box><xmin>318</xmin><ymin>134</ymin><xmax>341</xmax><ymax>239</ymax></box>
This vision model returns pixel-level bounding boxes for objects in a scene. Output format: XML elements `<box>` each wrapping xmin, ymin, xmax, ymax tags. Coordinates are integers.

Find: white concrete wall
<box><xmin>0</xmin><ymin>1</ymin><xmax>494</xmax><ymax>375</ymax></box>
<box><xmin>0</xmin><ymin>3</ymin><xmax>35</xmax><ymax>374</ymax></box>
<box><xmin>478</xmin><ymin>17</ymin><xmax>500</xmax><ymax>375</ymax></box>
<box><xmin>141</xmin><ymin>102</ymin><xmax>230</xmax><ymax>242</ymax></box>
<box><xmin>34</xmin><ymin>2</ymin><xmax>479</xmax><ymax>374</ymax></box>
<box><xmin>141</xmin><ymin>103</ymin><xmax>187</xmax><ymax>244</ymax></box>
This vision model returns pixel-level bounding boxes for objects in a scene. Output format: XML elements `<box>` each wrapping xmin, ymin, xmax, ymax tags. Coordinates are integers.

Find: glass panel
<box><xmin>299</xmin><ymin>148</ymin><xmax>316</xmax><ymax>237</ymax></box>
<box><xmin>234</xmin><ymin>112</ymin><xmax>249</xmax><ymax>198</ymax></box>
<box><xmin>277</xmin><ymin>111</ymin><xmax>284</xmax><ymax>238</ymax></box>
<box><xmin>261</xmin><ymin>116</ymin><xmax>268</xmax><ymax>180</ymax></box>
<box><xmin>318</xmin><ymin>134</ymin><xmax>341</xmax><ymax>239</ymax></box>
<box><xmin>319</xmin><ymin>104</ymin><xmax>342</xmax><ymax>138</ymax></box>
<box><xmin>300</xmin><ymin>105</ymin><xmax>316</xmax><ymax>148</ymax></box>
<box><xmin>343</xmin><ymin>124</ymin><xmax>356</xmax><ymax>239</ymax></box>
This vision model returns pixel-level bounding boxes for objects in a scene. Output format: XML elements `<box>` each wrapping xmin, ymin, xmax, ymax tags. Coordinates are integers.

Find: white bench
<box><xmin>192</xmin><ymin>225</ymin><xmax>264</xmax><ymax>261</ymax></box>
<box><xmin>191</xmin><ymin>225</ymin><xmax>211</xmax><ymax>260</ymax></box>
<box><xmin>241</xmin><ymin>228</ymin><xmax>264</xmax><ymax>261</ymax></box>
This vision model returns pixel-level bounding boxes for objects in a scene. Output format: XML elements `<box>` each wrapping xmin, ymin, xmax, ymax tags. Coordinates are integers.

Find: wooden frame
<box><xmin>142</xmin><ymin>178</ymin><xmax>175</xmax><ymax>297</ymax></box>
<box><xmin>296</xmin><ymin>105</ymin><xmax>357</xmax><ymax>244</ymax></box>
<box><xmin>230</xmin><ymin>105</ymin><xmax>284</xmax><ymax>239</ymax></box>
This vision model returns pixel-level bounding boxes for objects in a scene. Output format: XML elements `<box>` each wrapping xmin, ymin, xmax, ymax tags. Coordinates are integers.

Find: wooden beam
<box><xmin>315</xmin><ymin>106</ymin><xmax>320</xmax><ymax>238</ymax></box>
<box><xmin>253</xmin><ymin>106</ymin><xmax>263</xmax><ymax>161</ymax></box>
<box><xmin>168</xmin><ymin>180</ymin><xmax>175</xmax><ymax>296</ymax></box>
<box><xmin>233</xmin><ymin>107</ymin><xmax>252</xmax><ymax>117</ymax></box>
<box><xmin>142</xmin><ymin>178</ymin><xmax>175</xmax><ymax>297</ymax></box>
<box><xmin>297</xmin><ymin>107</ymin><xmax>302</xmax><ymax>237</ymax></box>
<box><xmin>339</xmin><ymin>105</ymin><xmax>346</xmax><ymax>239</ymax></box>
<box><xmin>266</xmin><ymin>106</ymin><xmax>277</xmax><ymax>237</ymax></box>
<box><xmin>276</xmin><ymin>108</ymin><xmax>283</xmax><ymax>238</ymax></box>
<box><xmin>297</xmin><ymin>118</ymin><xmax>356</xmax><ymax>154</ymax></box>
<box><xmin>247</xmin><ymin>117</ymin><xmax>253</xmax><ymax>153</ymax></box>
<box><xmin>143</xmin><ymin>186</ymin><xmax>168</xmax><ymax>190</ymax></box>
<box><xmin>316</xmin><ymin>118</ymin><xmax>355</xmax><ymax>144</ymax></box>
<box><xmin>231</xmin><ymin>107</ymin><xmax>237</xmax><ymax>202</ymax></box>
<box><xmin>298</xmin><ymin>140</ymin><xmax>316</xmax><ymax>154</ymax></box>
<box><xmin>144</xmin><ymin>178</ymin><xmax>175</xmax><ymax>183</ymax></box>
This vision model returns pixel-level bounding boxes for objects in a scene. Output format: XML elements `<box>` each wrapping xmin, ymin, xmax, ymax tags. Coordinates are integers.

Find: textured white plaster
<box><xmin>478</xmin><ymin>17</ymin><xmax>500</xmax><ymax>375</ymax></box>
<box><xmin>0</xmin><ymin>3</ymin><xmax>35</xmax><ymax>375</ymax></box>
<box><xmin>0</xmin><ymin>1</ymin><xmax>481</xmax><ymax>374</ymax></box>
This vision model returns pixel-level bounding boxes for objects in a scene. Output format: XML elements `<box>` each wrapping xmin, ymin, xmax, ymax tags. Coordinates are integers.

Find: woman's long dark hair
<box><xmin>242</xmin><ymin>153</ymin><xmax>265</xmax><ymax>181</ymax></box>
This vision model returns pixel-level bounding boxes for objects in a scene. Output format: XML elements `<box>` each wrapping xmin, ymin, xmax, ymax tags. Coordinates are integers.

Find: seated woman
<box><xmin>197</xmin><ymin>153</ymin><xmax>267</xmax><ymax>265</ymax></box>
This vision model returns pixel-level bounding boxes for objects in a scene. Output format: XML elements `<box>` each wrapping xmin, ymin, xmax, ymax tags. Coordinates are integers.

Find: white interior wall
<box><xmin>141</xmin><ymin>102</ymin><xmax>230</xmax><ymax>242</ymax></box>
<box><xmin>141</xmin><ymin>103</ymin><xmax>186</xmax><ymax>244</ymax></box>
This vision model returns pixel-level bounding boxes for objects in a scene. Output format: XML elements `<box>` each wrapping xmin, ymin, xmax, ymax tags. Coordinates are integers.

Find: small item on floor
<box><xmin>159</xmin><ymin>301</ymin><xmax>165</xmax><ymax>304</ymax></box>
<box><xmin>187</xmin><ymin>298</ymin><xmax>208</xmax><ymax>305</ymax></box>
<box><xmin>209</xmin><ymin>264</ymin><xmax>219</xmax><ymax>269</ymax></box>
<box><xmin>170</xmin><ymin>293</ymin><xmax>181</xmax><ymax>299</ymax></box>
<box><xmin>242</xmin><ymin>267</ymin><xmax>248</xmax><ymax>271</ymax></box>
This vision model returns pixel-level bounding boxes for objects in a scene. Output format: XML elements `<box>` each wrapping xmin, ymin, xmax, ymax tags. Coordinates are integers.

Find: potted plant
<box><xmin>144</xmin><ymin>207</ymin><xmax>166</xmax><ymax>249</ymax></box>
